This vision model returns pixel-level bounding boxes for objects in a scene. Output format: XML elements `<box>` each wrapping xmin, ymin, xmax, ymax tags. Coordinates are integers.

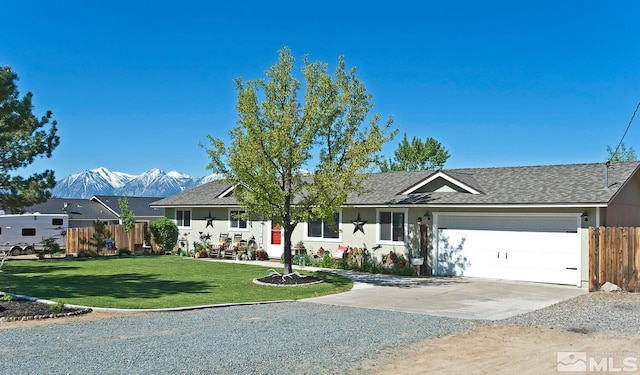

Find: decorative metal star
<box><xmin>352</xmin><ymin>213</ymin><xmax>367</xmax><ymax>234</ymax></box>
<box><xmin>202</xmin><ymin>232</ymin><xmax>212</xmax><ymax>241</ymax></box>
<box><xmin>205</xmin><ymin>212</ymin><xmax>215</xmax><ymax>228</ymax></box>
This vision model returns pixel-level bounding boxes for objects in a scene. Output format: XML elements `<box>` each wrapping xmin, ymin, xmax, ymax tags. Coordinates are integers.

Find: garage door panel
<box><xmin>436</xmin><ymin>215</ymin><xmax>580</xmax><ymax>285</ymax></box>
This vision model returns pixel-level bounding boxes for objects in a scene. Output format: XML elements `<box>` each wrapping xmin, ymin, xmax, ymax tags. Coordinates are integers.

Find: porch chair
<box><xmin>210</xmin><ymin>233</ymin><xmax>228</xmax><ymax>258</ymax></box>
<box><xmin>222</xmin><ymin>234</ymin><xmax>241</xmax><ymax>259</ymax></box>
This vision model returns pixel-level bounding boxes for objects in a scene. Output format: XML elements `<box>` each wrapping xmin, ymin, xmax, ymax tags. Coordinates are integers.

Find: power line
<box><xmin>612</xmin><ymin>100</ymin><xmax>640</xmax><ymax>160</ymax></box>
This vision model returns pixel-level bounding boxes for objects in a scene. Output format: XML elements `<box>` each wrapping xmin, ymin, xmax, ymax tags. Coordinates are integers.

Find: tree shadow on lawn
<box><xmin>7</xmin><ymin>273</ymin><xmax>213</xmax><ymax>301</ymax></box>
<box><xmin>1</xmin><ymin>261</ymin><xmax>213</xmax><ymax>301</ymax></box>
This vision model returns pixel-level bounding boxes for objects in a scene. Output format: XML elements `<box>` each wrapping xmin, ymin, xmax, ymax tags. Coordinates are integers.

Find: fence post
<box><xmin>635</xmin><ymin>228</ymin><xmax>640</xmax><ymax>293</ymax></box>
<box><xmin>598</xmin><ymin>227</ymin><xmax>606</xmax><ymax>290</ymax></box>
<box><xmin>589</xmin><ymin>227</ymin><xmax>598</xmax><ymax>292</ymax></box>
<box><xmin>621</xmin><ymin>227</ymin><xmax>630</xmax><ymax>291</ymax></box>
<box><xmin>629</xmin><ymin>227</ymin><xmax>637</xmax><ymax>292</ymax></box>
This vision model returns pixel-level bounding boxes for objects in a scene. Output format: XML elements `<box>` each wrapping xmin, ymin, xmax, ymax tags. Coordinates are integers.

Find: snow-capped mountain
<box><xmin>51</xmin><ymin>167</ymin><xmax>222</xmax><ymax>198</ymax></box>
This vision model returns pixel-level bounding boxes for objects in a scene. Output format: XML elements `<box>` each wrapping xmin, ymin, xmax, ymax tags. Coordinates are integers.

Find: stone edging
<box><xmin>252</xmin><ymin>278</ymin><xmax>324</xmax><ymax>287</ymax></box>
<box><xmin>0</xmin><ymin>307</ymin><xmax>93</xmax><ymax>322</ymax></box>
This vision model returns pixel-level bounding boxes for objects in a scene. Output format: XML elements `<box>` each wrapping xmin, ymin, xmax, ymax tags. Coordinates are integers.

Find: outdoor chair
<box><xmin>222</xmin><ymin>234</ymin><xmax>240</xmax><ymax>259</ymax></box>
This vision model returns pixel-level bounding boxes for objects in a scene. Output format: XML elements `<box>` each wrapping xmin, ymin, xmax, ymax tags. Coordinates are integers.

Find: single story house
<box><xmin>22</xmin><ymin>196</ymin><xmax>165</xmax><ymax>228</ymax></box>
<box><xmin>91</xmin><ymin>195</ymin><xmax>166</xmax><ymax>224</ymax></box>
<box><xmin>150</xmin><ymin>161</ymin><xmax>640</xmax><ymax>288</ymax></box>
<box><xmin>23</xmin><ymin>197</ymin><xmax>120</xmax><ymax>228</ymax></box>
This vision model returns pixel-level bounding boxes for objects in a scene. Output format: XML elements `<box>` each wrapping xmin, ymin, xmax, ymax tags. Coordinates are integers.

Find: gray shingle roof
<box><xmin>91</xmin><ymin>195</ymin><xmax>166</xmax><ymax>217</ymax></box>
<box><xmin>149</xmin><ymin>162</ymin><xmax>640</xmax><ymax>208</ymax></box>
<box><xmin>150</xmin><ymin>180</ymin><xmax>237</xmax><ymax>207</ymax></box>
<box><xmin>23</xmin><ymin>197</ymin><xmax>119</xmax><ymax>221</ymax></box>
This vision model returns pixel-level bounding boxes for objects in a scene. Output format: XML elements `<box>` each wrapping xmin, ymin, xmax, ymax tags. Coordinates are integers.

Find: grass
<box><xmin>0</xmin><ymin>256</ymin><xmax>353</xmax><ymax>309</ymax></box>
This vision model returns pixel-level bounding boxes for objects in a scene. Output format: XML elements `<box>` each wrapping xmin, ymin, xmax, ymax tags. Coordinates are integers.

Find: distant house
<box><xmin>150</xmin><ymin>161</ymin><xmax>640</xmax><ymax>288</ymax></box>
<box><xmin>24</xmin><ymin>197</ymin><xmax>119</xmax><ymax>228</ymax></box>
<box><xmin>22</xmin><ymin>196</ymin><xmax>165</xmax><ymax>228</ymax></box>
<box><xmin>90</xmin><ymin>195</ymin><xmax>166</xmax><ymax>224</ymax></box>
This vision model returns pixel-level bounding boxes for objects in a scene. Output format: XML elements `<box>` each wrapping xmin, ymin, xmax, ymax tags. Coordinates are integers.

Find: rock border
<box><xmin>0</xmin><ymin>307</ymin><xmax>93</xmax><ymax>322</ymax></box>
<box><xmin>252</xmin><ymin>278</ymin><xmax>324</xmax><ymax>287</ymax></box>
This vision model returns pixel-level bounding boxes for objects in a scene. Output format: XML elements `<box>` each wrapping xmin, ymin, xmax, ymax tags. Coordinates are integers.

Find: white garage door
<box><xmin>435</xmin><ymin>214</ymin><xmax>581</xmax><ymax>286</ymax></box>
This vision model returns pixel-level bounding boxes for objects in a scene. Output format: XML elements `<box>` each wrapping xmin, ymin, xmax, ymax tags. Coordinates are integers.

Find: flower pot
<box><xmin>411</xmin><ymin>257</ymin><xmax>424</xmax><ymax>266</ymax></box>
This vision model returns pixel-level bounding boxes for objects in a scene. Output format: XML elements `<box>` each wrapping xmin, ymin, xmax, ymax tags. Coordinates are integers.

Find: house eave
<box><xmin>343</xmin><ymin>203</ymin><xmax>609</xmax><ymax>209</ymax></box>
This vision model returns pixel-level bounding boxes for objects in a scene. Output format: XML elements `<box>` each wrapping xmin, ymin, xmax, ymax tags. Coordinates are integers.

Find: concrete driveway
<box><xmin>301</xmin><ymin>270</ymin><xmax>587</xmax><ymax>320</ymax></box>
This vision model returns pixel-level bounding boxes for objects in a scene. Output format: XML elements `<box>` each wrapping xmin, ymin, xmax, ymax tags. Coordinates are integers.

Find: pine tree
<box><xmin>0</xmin><ymin>66</ymin><xmax>59</xmax><ymax>213</ymax></box>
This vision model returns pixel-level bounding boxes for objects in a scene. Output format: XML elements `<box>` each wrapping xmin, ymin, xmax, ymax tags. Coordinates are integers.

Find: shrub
<box><xmin>118</xmin><ymin>248</ymin><xmax>132</xmax><ymax>256</ymax></box>
<box><xmin>150</xmin><ymin>218</ymin><xmax>179</xmax><ymax>253</ymax></box>
<box><xmin>49</xmin><ymin>301</ymin><xmax>65</xmax><ymax>312</ymax></box>
<box><xmin>77</xmin><ymin>249</ymin><xmax>98</xmax><ymax>258</ymax></box>
<box><xmin>313</xmin><ymin>254</ymin><xmax>337</xmax><ymax>269</ymax></box>
<box><xmin>38</xmin><ymin>237</ymin><xmax>61</xmax><ymax>260</ymax></box>
<box><xmin>0</xmin><ymin>294</ymin><xmax>16</xmax><ymax>302</ymax></box>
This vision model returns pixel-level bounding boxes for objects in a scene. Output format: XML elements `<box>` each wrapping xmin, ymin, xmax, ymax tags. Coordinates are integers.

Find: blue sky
<box><xmin>3</xmin><ymin>1</ymin><xmax>639</xmax><ymax>179</ymax></box>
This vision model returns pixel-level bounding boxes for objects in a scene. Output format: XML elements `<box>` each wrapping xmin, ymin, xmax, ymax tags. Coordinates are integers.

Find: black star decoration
<box><xmin>352</xmin><ymin>213</ymin><xmax>367</xmax><ymax>234</ymax></box>
<box><xmin>205</xmin><ymin>212</ymin><xmax>215</xmax><ymax>228</ymax></box>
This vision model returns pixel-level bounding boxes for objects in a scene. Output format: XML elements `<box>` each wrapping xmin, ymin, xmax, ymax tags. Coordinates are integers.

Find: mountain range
<box><xmin>51</xmin><ymin>167</ymin><xmax>222</xmax><ymax>198</ymax></box>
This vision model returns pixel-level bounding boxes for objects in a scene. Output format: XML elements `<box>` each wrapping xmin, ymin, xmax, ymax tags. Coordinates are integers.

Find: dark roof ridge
<box><xmin>442</xmin><ymin>160</ymin><xmax>639</xmax><ymax>173</ymax></box>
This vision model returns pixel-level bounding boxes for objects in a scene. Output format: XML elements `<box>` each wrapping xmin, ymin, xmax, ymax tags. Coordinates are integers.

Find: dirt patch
<box><xmin>364</xmin><ymin>325</ymin><xmax>639</xmax><ymax>375</ymax></box>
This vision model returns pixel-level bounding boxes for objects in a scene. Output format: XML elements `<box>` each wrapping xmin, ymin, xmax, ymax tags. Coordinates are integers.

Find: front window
<box><xmin>176</xmin><ymin>210</ymin><xmax>191</xmax><ymax>227</ymax></box>
<box><xmin>307</xmin><ymin>213</ymin><xmax>340</xmax><ymax>239</ymax></box>
<box><xmin>379</xmin><ymin>210</ymin><xmax>405</xmax><ymax>242</ymax></box>
<box><xmin>229</xmin><ymin>210</ymin><xmax>247</xmax><ymax>229</ymax></box>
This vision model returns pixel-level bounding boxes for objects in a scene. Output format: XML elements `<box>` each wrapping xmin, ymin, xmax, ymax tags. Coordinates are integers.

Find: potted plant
<box><xmin>256</xmin><ymin>248</ymin><xmax>269</xmax><ymax>261</ymax></box>
<box><xmin>396</xmin><ymin>254</ymin><xmax>407</xmax><ymax>268</ymax></box>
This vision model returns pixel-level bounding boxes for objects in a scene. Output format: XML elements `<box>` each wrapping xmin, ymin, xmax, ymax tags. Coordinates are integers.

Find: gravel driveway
<box><xmin>1</xmin><ymin>291</ymin><xmax>638</xmax><ymax>374</ymax></box>
<box><xmin>0</xmin><ymin>302</ymin><xmax>475</xmax><ymax>375</ymax></box>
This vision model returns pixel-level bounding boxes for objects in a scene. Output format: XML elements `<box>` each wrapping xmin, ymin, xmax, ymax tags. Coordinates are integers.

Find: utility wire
<box><xmin>612</xmin><ymin>100</ymin><xmax>640</xmax><ymax>160</ymax></box>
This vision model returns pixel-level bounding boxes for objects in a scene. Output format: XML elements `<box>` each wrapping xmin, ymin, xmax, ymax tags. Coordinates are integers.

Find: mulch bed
<box><xmin>0</xmin><ymin>299</ymin><xmax>92</xmax><ymax>322</ymax></box>
<box><xmin>254</xmin><ymin>272</ymin><xmax>324</xmax><ymax>287</ymax></box>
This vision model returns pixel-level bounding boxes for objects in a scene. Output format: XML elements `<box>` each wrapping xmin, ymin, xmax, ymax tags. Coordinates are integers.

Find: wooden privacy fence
<box><xmin>65</xmin><ymin>223</ymin><xmax>158</xmax><ymax>254</ymax></box>
<box><xmin>589</xmin><ymin>227</ymin><xmax>640</xmax><ymax>292</ymax></box>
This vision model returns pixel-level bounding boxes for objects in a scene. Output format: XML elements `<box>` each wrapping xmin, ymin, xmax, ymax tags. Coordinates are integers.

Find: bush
<box><xmin>118</xmin><ymin>248</ymin><xmax>132</xmax><ymax>256</ymax></box>
<box><xmin>77</xmin><ymin>249</ymin><xmax>98</xmax><ymax>258</ymax></box>
<box><xmin>0</xmin><ymin>294</ymin><xmax>16</xmax><ymax>302</ymax></box>
<box><xmin>313</xmin><ymin>254</ymin><xmax>337</xmax><ymax>269</ymax></box>
<box><xmin>38</xmin><ymin>237</ymin><xmax>61</xmax><ymax>260</ymax></box>
<box><xmin>150</xmin><ymin>218</ymin><xmax>179</xmax><ymax>253</ymax></box>
<box><xmin>277</xmin><ymin>247</ymin><xmax>417</xmax><ymax>277</ymax></box>
<box><xmin>49</xmin><ymin>301</ymin><xmax>65</xmax><ymax>312</ymax></box>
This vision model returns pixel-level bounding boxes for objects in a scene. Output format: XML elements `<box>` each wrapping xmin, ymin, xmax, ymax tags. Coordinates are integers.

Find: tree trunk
<box><xmin>283</xmin><ymin>224</ymin><xmax>293</xmax><ymax>274</ymax></box>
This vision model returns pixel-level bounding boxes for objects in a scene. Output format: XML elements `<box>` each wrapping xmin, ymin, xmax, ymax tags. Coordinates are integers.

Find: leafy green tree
<box><xmin>379</xmin><ymin>133</ymin><xmax>450</xmax><ymax>172</ymax></box>
<box><xmin>606</xmin><ymin>142</ymin><xmax>637</xmax><ymax>162</ymax></box>
<box><xmin>0</xmin><ymin>66</ymin><xmax>60</xmax><ymax>213</ymax></box>
<box><xmin>150</xmin><ymin>217</ymin><xmax>179</xmax><ymax>253</ymax></box>
<box><xmin>118</xmin><ymin>196</ymin><xmax>135</xmax><ymax>233</ymax></box>
<box><xmin>203</xmin><ymin>47</ymin><xmax>396</xmax><ymax>274</ymax></box>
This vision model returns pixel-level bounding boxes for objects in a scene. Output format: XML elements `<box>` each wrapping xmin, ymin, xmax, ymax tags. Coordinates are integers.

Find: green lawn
<box><xmin>0</xmin><ymin>257</ymin><xmax>353</xmax><ymax>309</ymax></box>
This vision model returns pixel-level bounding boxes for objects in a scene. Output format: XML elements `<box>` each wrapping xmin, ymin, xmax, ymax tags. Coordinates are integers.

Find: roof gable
<box><xmin>400</xmin><ymin>171</ymin><xmax>482</xmax><ymax>195</ymax></box>
<box><xmin>91</xmin><ymin>195</ymin><xmax>166</xmax><ymax>217</ymax></box>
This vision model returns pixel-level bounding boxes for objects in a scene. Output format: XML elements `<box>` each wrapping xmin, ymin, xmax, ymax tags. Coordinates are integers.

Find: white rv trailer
<box><xmin>0</xmin><ymin>214</ymin><xmax>68</xmax><ymax>255</ymax></box>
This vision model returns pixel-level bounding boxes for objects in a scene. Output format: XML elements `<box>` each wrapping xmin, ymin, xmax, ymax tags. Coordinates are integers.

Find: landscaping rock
<box><xmin>601</xmin><ymin>282</ymin><xmax>621</xmax><ymax>292</ymax></box>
